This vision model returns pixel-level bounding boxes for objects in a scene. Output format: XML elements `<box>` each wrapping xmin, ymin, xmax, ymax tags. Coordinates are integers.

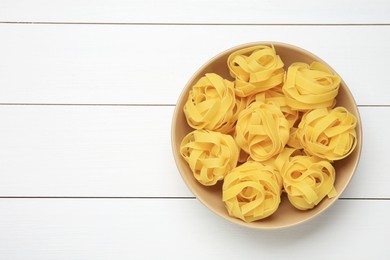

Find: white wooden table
<box><xmin>0</xmin><ymin>1</ymin><xmax>389</xmax><ymax>259</ymax></box>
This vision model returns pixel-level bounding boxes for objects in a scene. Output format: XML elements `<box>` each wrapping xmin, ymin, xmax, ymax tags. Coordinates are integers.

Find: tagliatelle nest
<box><xmin>183</xmin><ymin>73</ymin><xmax>236</xmax><ymax>134</ymax></box>
<box><xmin>297</xmin><ymin>107</ymin><xmax>357</xmax><ymax>160</ymax></box>
<box><xmin>222</xmin><ymin>161</ymin><xmax>282</xmax><ymax>222</ymax></box>
<box><xmin>228</xmin><ymin>45</ymin><xmax>285</xmax><ymax>97</ymax></box>
<box><xmin>235</xmin><ymin>101</ymin><xmax>290</xmax><ymax>162</ymax></box>
<box><xmin>283</xmin><ymin>62</ymin><xmax>340</xmax><ymax>111</ymax></box>
<box><xmin>180</xmin><ymin>130</ymin><xmax>239</xmax><ymax>186</ymax></box>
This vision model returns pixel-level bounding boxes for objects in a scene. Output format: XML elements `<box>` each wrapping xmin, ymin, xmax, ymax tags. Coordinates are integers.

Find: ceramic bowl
<box><xmin>171</xmin><ymin>42</ymin><xmax>362</xmax><ymax>229</ymax></box>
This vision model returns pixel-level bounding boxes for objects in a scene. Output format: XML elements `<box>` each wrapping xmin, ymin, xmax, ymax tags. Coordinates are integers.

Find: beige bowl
<box><xmin>171</xmin><ymin>42</ymin><xmax>362</xmax><ymax>229</ymax></box>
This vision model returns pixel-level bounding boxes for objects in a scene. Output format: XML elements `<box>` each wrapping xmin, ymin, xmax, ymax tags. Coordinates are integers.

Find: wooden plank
<box><xmin>0</xmin><ymin>24</ymin><xmax>389</xmax><ymax>105</ymax></box>
<box><xmin>0</xmin><ymin>105</ymin><xmax>385</xmax><ymax>198</ymax></box>
<box><xmin>342</xmin><ymin>106</ymin><xmax>387</xmax><ymax>198</ymax></box>
<box><xmin>0</xmin><ymin>0</ymin><xmax>389</xmax><ymax>24</ymax></box>
<box><xmin>0</xmin><ymin>198</ymin><xmax>388</xmax><ymax>259</ymax></box>
<box><xmin>0</xmin><ymin>105</ymin><xmax>191</xmax><ymax>197</ymax></box>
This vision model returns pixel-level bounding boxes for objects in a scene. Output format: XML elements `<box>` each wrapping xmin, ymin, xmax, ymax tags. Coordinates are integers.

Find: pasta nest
<box><xmin>180</xmin><ymin>130</ymin><xmax>239</xmax><ymax>186</ymax></box>
<box><xmin>280</xmin><ymin>155</ymin><xmax>337</xmax><ymax>210</ymax></box>
<box><xmin>235</xmin><ymin>102</ymin><xmax>290</xmax><ymax>161</ymax></box>
<box><xmin>282</xmin><ymin>62</ymin><xmax>340</xmax><ymax>111</ymax></box>
<box><xmin>222</xmin><ymin>161</ymin><xmax>282</xmax><ymax>222</ymax></box>
<box><xmin>297</xmin><ymin>107</ymin><xmax>357</xmax><ymax>160</ymax></box>
<box><xmin>183</xmin><ymin>73</ymin><xmax>236</xmax><ymax>133</ymax></box>
<box><xmin>228</xmin><ymin>45</ymin><xmax>285</xmax><ymax>97</ymax></box>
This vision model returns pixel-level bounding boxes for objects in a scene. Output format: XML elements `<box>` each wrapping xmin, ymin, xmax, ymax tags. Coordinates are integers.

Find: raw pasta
<box><xmin>224</xmin><ymin>95</ymin><xmax>247</xmax><ymax>135</ymax></box>
<box><xmin>246</xmin><ymin>85</ymin><xmax>300</xmax><ymax>128</ymax></box>
<box><xmin>228</xmin><ymin>45</ymin><xmax>285</xmax><ymax>97</ymax></box>
<box><xmin>297</xmin><ymin>107</ymin><xmax>357</xmax><ymax>160</ymax></box>
<box><xmin>281</xmin><ymin>155</ymin><xmax>337</xmax><ymax>210</ymax></box>
<box><xmin>287</xmin><ymin>127</ymin><xmax>303</xmax><ymax>150</ymax></box>
<box><xmin>235</xmin><ymin>102</ymin><xmax>289</xmax><ymax>161</ymax></box>
<box><xmin>180</xmin><ymin>129</ymin><xmax>239</xmax><ymax>186</ymax></box>
<box><xmin>283</xmin><ymin>62</ymin><xmax>340</xmax><ymax>111</ymax></box>
<box><xmin>222</xmin><ymin>161</ymin><xmax>282</xmax><ymax>222</ymax></box>
<box><xmin>183</xmin><ymin>73</ymin><xmax>236</xmax><ymax>133</ymax></box>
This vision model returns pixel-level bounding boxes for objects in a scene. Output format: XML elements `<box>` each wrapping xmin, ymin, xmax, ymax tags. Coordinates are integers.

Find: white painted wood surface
<box><xmin>1</xmin><ymin>0</ymin><xmax>389</xmax><ymax>24</ymax></box>
<box><xmin>0</xmin><ymin>0</ymin><xmax>389</xmax><ymax>259</ymax></box>
<box><xmin>0</xmin><ymin>199</ymin><xmax>388</xmax><ymax>259</ymax></box>
<box><xmin>0</xmin><ymin>24</ymin><xmax>389</xmax><ymax>105</ymax></box>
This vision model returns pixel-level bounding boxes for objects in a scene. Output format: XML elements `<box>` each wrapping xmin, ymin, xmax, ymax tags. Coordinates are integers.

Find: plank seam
<box><xmin>0</xmin><ymin>103</ymin><xmax>389</xmax><ymax>107</ymax></box>
<box><xmin>0</xmin><ymin>196</ymin><xmax>388</xmax><ymax>200</ymax></box>
<box><xmin>0</xmin><ymin>196</ymin><xmax>196</xmax><ymax>199</ymax></box>
<box><xmin>0</xmin><ymin>103</ymin><xmax>176</xmax><ymax>107</ymax></box>
<box><xmin>0</xmin><ymin>21</ymin><xmax>390</xmax><ymax>26</ymax></box>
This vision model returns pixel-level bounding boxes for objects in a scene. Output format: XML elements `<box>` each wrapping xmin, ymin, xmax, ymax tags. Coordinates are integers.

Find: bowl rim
<box><xmin>171</xmin><ymin>41</ymin><xmax>363</xmax><ymax>229</ymax></box>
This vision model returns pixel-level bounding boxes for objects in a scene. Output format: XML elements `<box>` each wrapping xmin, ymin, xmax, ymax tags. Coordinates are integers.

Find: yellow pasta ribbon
<box><xmin>246</xmin><ymin>85</ymin><xmax>300</xmax><ymax>128</ymax></box>
<box><xmin>238</xmin><ymin>148</ymin><xmax>250</xmax><ymax>163</ymax></box>
<box><xmin>235</xmin><ymin>102</ymin><xmax>290</xmax><ymax>161</ymax></box>
<box><xmin>228</xmin><ymin>45</ymin><xmax>285</xmax><ymax>97</ymax></box>
<box><xmin>267</xmin><ymin>147</ymin><xmax>302</xmax><ymax>172</ymax></box>
<box><xmin>180</xmin><ymin>130</ymin><xmax>239</xmax><ymax>186</ymax></box>
<box><xmin>287</xmin><ymin>127</ymin><xmax>303</xmax><ymax>150</ymax></box>
<box><xmin>283</xmin><ymin>62</ymin><xmax>340</xmax><ymax>110</ymax></box>
<box><xmin>297</xmin><ymin>107</ymin><xmax>357</xmax><ymax>160</ymax></box>
<box><xmin>281</xmin><ymin>155</ymin><xmax>337</xmax><ymax>210</ymax></box>
<box><xmin>183</xmin><ymin>73</ymin><xmax>236</xmax><ymax>133</ymax></box>
<box><xmin>222</xmin><ymin>161</ymin><xmax>282</xmax><ymax>222</ymax></box>
<box><xmin>222</xmin><ymin>96</ymin><xmax>247</xmax><ymax>135</ymax></box>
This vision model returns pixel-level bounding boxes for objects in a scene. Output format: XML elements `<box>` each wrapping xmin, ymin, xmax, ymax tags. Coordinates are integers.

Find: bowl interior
<box><xmin>172</xmin><ymin>42</ymin><xmax>362</xmax><ymax>229</ymax></box>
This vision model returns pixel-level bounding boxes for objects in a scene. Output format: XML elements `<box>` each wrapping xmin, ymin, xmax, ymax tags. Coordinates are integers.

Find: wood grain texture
<box><xmin>0</xmin><ymin>24</ymin><xmax>389</xmax><ymax>105</ymax></box>
<box><xmin>0</xmin><ymin>105</ymin><xmax>385</xmax><ymax>198</ymax></box>
<box><xmin>0</xmin><ymin>1</ymin><xmax>387</xmax><ymax>259</ymax></box>
<box><xmin>0</xmin><ymin>199</ymin><xmax>388</xmax><ymax>259</ymax></box>
<box><xmin>1</xmin><ymin>0</ymin><xmax>389</xmax><ymax>24</ymax></box>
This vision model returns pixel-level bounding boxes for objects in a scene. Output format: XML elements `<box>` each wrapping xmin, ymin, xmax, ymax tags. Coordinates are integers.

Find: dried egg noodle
<box><xmin>283</xmin><ymin>62</ymin><xmax>340</xmax><ymax>111</ymax></box>
<box><xmin>280</xmin><ymin>155</ymin><xmax>337</xmax><ymax>210</ymax></box>
<box><xmin>287</xmin><ymin>127</ymin><xmax>303</xmax><ymax>150</ymax></box>
<box><xmin>228</xmin><ymin>45</ymin><xmax>285</xmax><ymax>97</ymax></box>
<box><xmin>183</xmin><ymin>73</ymin><xmax>236</xmax><ymax>133</ymax></box>
<box><xmin>238</xmin><ymin>148</ymin><xmax>250</xmax><ymax>163</ymax></box>
<box><xmin>180</xmin><ymin>130</ymin><xmax>239</xmax><ymax>186</ymax></box>
<box><xmin>235</xmin><ymin>102</ymin><xmax>289</xmax><ymax>161</ymax></box>
<box><xmin>222</xmin><ymin>161</ymin><xmax>282</xmax><ymax>222</ymax></box>
<box><xmin>298</xmin><ymin>107</ymin><xmax>357</xmax><ymax>160</ymax></box>
<box><xmin>270</xmin><ymin>147</ymin><xmax>302</xmax><ymax>171</ymax></box>
<box><xmin>246</xmin><ymin>85</ymin><xmax>300</xmax><ymax>128</ymax></box>
<box><xmin>224</xmin><ymin>96</ymin><xmax>247</xmax><ymax>135</ymax></box>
